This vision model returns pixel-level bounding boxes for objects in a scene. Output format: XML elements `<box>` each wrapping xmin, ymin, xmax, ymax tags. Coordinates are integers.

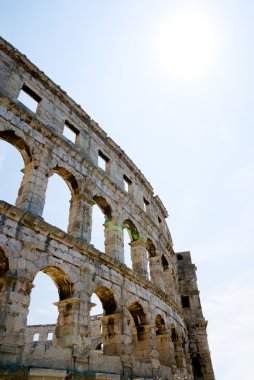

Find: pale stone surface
<box><xmin>0</xmin><ymin>37</ymin><xmax>215</xmax><ymax>380</ymax></box>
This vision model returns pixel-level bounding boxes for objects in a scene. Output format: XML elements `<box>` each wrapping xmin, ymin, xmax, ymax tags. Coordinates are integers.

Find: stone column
<box><xmin>130</xmin><ymin>240</ymin><xmax>149</xmax><ymax>278</ymax></box>
<box><xmin>135</xmin><ymin>324</ymin><xmax>160</xmax><ymax>374</ymax></box>
<box><xmin>54</xmin><ymin>297</ymin><xmax>81</xmax><ymax>348</ymax></box>
<box><xmin>101</xmin><ymin>313</ymin><xmax>122</xmax><ymax>355</ymax></box>
<box><xmin>68</xmin><ymin>193</ymin><xmax>93</xmax><ymax>242</ymax></box>
<box><xmin>104</xmin><ymin>220</ymin><xmax>124</xmax><ymax>263</ymax></box>
<box><xmin>174</xmin><ymin>339</ymin><xmax>187</xmax><ymax>369</ymax></box>
<box><xmin>0</xmin><ymin>274</ymin><xmax>33</xmax><ymax>365</ymax></box>
<box><xmin>121</xmin><ymin>309</ymin><xmax>134</xmax><ymax>375</ymax></box>
<box><xmin>163</xmin><ymin>267</ymin><xmax>175</xmax><ymax>297</ymax></box>
<box><xmin>15</xmin><ymin>162</ymin><xmax>48</xmax><ymax>216</ymax></box>
<box><xmin>156</xmin><ymin>330</ymin><xmax>172</xmax><ymax>366</ymax></box>
<box><xmin>149</xmin><ymin>256</ymin><xmax>164</xmax><ymax>291</ymax></box>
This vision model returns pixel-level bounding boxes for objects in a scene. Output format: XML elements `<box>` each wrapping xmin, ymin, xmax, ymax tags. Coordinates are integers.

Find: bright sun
<box><xmin>156</xmin><ymin>8</ymin><xmax>217</xmax><ymax>82</ymax></box>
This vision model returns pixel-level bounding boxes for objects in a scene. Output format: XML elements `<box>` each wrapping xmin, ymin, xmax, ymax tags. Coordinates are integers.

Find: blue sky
<box><xmin>1</xmin><ymin>1</ymin><xmax>254</xmax><ymax>379</ymax></box>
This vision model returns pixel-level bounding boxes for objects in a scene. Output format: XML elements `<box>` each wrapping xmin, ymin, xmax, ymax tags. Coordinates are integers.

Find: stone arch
<box><xmin>127</xmin><ymin>301</ymin><xmax>151</xmax><ymax>360</ymax></box>
<box><xmin>123</xmin><ymin>219</ymin><xmax>139</xmax><ymax>241</ymax></box>
<box><xmin>146</xmin><ymin>238</ymin><xmax>156</xmax><ymax>257</ymax></box>
<box><xmin>51</xmin><ymin>166</ymin><xmax>80</xmax><ymax>195</ymax></box>
<box><xmin>40</xmin><ymin>266</ymin><xmax>73</xmax><ymax>301</ymax></box>
<box><xmin>93</xmin><ymin>195</ymin><xmax>112</xmax><ymax>221</ymax></box>
<box><xmin>155</xmin><ymin>314</ymin><xmax>166</xmax><ymax>335</ymax></box>
<box><xmin>43</xmin><ymin>166</ymin><xmax>80</xmax><ymax>231</ymax></box>
<box><xmin>91</xmin><ymin>195</ymin><xmax>113</xmax><ymax>253</ymax></box>
<box><xmin>127</xmin><ymin>301</ymin><xmax>146</xmax><ymax>340</ymax></box>
<box><xmin>91</xmin><ymin>285</ymin><xmax>120</xmax><ymax>356</ymax></box>
<box><xmin>93</xmin><ymin>285</ymin><xmax>117</xmax><ymax>315</ymax></box>
<box><xmin>0</xmin><ymin>129</ymin><xmax>39</xmax><ymax>211</ymax></box>
<box><xmin>30</xmin><ymin>266</ymin><xmax>79</xmax><ymax>348</ymax></box>
<box><xmin>161</xmin><ymin>254</ymin><xmax>169</xmax><ymax>270</ymax></box>
<box><xmin>0</xmin><ymin>129</ymin><xmax>32</xmax><ymax>165</ymax></box>
<box><xmin>122</xmin><ymin>219</ymin><xmax>141</xmax><ymax>271</ymax></box>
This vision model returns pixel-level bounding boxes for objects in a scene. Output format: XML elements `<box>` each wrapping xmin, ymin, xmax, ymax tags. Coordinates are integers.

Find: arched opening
<box><xmin>128</xmin><ymin>302</ymin><xmax>146</xmax><ymax>341</ymax></box>
<box><xmin>93</xmin><ymin>286</ymin><xmax>117</xmax><ymax>316</ymax></box>
<box><xmin>123</xmin><ymin>219</ymin><xmax>139</xmax><ymax>270</ymax></box>
<box><xmin>155</xmin><ymin>314</ymin><xmax>166</xmax><ymax>335</ymax></box>
<box><xmin>123</xmin><ymin>228</ymin><xmax>132</xmax><ymax>269</ymax></box>
<box><xmin>177</xmin><ymin>253</ymin><xmax>183</xmax><ymax>261</ymax></box>
<box><xmin>26</xmin><ymin>267</ymin><xmax>72</xmax><ymax>346</ymax></box>
<box><xmin>43</xmin><ymin>173</ymin><xmax>72</xmax><ymax>231</ymax></box>
<box><xmin>90</xmin><ymin>286</ymin><xmax>118</xmax><ymax>355</ymax></box>
<box><xmin>90</xmin><ymin>293</ymin><xmax>103</xmax><ymax>351</ymax></box>
<box><xmin>170</xmin><ymin>325</ymin><xmax>185</xmax><ymax>368</ymax></box>
<box><xmin>0</xmin><ymin>138</ymin><xmax>26</xmax><ymax>205</ymax></box>
<box><xmin>91</xmin><ymin>196</ymin><xmax>112</xmax><ymax>253</ymax></box>
<box><xmin>91</xmin><ymin>204</ymin><xmax>105</xmax><ymax>252</ymax></box>
<box><xmin>161</xmin><ymin>254</ymin><xmax>169</xmax><ymax>271</ymax></box>
<box><xmin>146</xmin><ymin>238</ymin><xmax>156</xmax><ymax>280</ymax></box>
<box><xmin>27</xmin><ymin>272</ymin><xmax>58</xmax><ymax>326</ymax></box>
<box><xmin>128</xmin><ymin>302</ymin><xmax>149</xmax><ymax>359</ymax></box>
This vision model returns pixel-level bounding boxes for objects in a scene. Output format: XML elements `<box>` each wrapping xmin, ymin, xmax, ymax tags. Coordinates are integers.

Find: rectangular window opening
<box><xmin>123</xmin><ymin>174</ymin><xmax>132</xmax><ymax>192</ymax></box>
<box><xmin>33</xmin><ymin>332</ymin><xmax>40</xmax><ymax>342</ymax></box>
<box><xmin>158</xmin><ymin>216</ymin><xmax>162</xmax><ymax>224</ymax></box>
<box><xmin>143</xmin><ymin>197</ymin><xmax>150</xmax><ymax>212</ymax></box>
<box><xmin>98</xmin><ymin>150</ymin><xmax>109</xmax><ymax>171</ymax></box>
<box><xmin>181</xmin><ymin>296</ymin><xmax>190</xmax><ymax>308</ymax></box>
<box><xmin>63</xmin><ymin>120</ymin><xmax>79</xmax><ymax>143</ymax></box>
<box><xmin>18</xmin><ymin>84</ymin><xmax>41</xmax><ymax>113</ymax></box>
<box><xmin>47</xmin><ymin>332</ymin><xmax>53</xmax><ymax>340</ymax></box>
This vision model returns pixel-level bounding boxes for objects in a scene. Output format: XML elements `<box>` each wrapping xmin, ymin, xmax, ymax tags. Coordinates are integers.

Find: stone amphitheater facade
<box><xmin>0</xmin><ymin>37</ymin><xmax>215</xmax><ymax>380</ymax></box>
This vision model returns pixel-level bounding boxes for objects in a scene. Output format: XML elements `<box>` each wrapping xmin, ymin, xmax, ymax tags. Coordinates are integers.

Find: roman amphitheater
<box><xmin>0</xmin><ymin>37</ymin><xmax>215</xmax><ymax>380</ymax></box>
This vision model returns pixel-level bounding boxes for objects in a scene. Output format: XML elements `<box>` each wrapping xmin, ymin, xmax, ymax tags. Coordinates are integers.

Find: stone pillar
<box><xmin>15</xmin><ymin>162</ymin><xmax>47</xmax><ymax>216</ymax></box>
<box><xmin>68</xmin><ymin>193</ymin><xmax>93</xmax><ymax>242</ymax></box>
<box><xmin>130</xmin><ymin>240</ymin><xmax>148</xmax><ymax>278</ymax></box>
<box><xmin>156</xmin><ymin>331</ymin><xmax>172</xmax><ymax>366</ymax></box>
<box><xmin>163</xmin><ymin>267</ymin><xmax>175</xmax><ymax>297</ymax></box>
<box><xmin>104</xmin><ymin>220</ymin><xmax>124</xmax><ymax>263</ymax></box>
<box><xmin>54</xmin><ymin>297</ymin><xmax>81</xmax><ymax>348</ymax></box>
<box><xmin>189</xmin><ymin>322</ymin><xmax>215</xmax><ymax>380</ymax></box>
<box><xmin>0</xmin><ymin>274</ymin><xmax>33</xmax><ymax>365</ymax></box>
<box><xmin>149</xmin><ymin>256</ymin><xmax>164</xmax><ymax>291</ymax></box>
<box><xmin>174</xmin><ymin>340</ymin><xmax>187</xmax><ymax>369</ymax></box>
<box><xmin>121</xmin><ymin>309</ymin><xmax>133</xmax><ymax>374</ymax></box>
<box><xmin>101</xmin><ymin>313</ymin><xmax>122</xmax><ymax>355</ymax></box>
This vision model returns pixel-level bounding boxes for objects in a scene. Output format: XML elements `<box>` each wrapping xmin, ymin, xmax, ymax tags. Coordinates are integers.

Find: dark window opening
<box><xmin>63</xmin><ymin>120</ymin><xmax>79</xmax><ymax>143</ymax></box>
<box><xmin>192</xmin><ymin>354</ymin><xmax>203</xmax><ymax>377</ymax></box>
<box><xmin>158</xmin><ymin>216</ymin><xmax>162</xmax><ymax>224</ymax></box>
<box><xmin>143</xmin><ymin>197</ymin><xmax>149</xmax><ymax>212</ymax></box>
<box><xmin>98</xmin><ymin>150</ymin><xmax>109</xmax><ymax>171</ymax></box>
<box><xmin>177</xmin><ymin>254</ymin><xmax>183</xmax><ymax>261</ymax></box>
<box><xmin>181</xmin><ymin>296</ymin><xmax>190</xmax><ymax>308</ymax></box>
<box><xmin>18</xmin><ymin>84</ymin><xmax>41</xmax><ymax>113</ymax></box>
<box><xmin>161</xmin><ymin>255</ymin><xmax>169</xmax><ymax>271</ymax></box>
<box><xmin>123</xmin><ymin>174</ymin><xmax>132</xmax><ymax>192</ymax></box>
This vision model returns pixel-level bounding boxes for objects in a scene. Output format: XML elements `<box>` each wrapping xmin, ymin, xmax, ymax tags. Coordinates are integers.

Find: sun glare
<box><xmin>156</xmin><ymin>8</ymin><xmax>217</xmax><ymax>82</ymax></box>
